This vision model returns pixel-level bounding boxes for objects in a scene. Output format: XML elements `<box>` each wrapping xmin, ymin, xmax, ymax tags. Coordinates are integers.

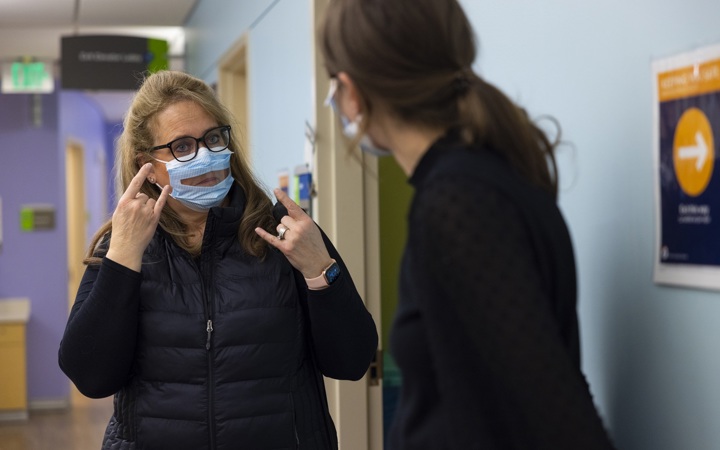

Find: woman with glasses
<box><xmin>320</xmin><ymin>0</ymin><xmax>615</xmax><ymax>449</ymax></box>
<box><xmin>58</xmin><ymin>70</ymin><xmax>377</xmax><ymax>450</ymax></box>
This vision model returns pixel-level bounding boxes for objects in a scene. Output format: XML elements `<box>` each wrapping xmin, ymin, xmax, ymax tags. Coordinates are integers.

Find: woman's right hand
<box><xmin>106</xmin><ymin>163</ymin><xmax>172</xmax><ymax>272</ymax></box>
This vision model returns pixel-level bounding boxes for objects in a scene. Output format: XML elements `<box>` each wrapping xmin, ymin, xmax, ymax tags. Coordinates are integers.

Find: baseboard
<box><xmin>0</xmin><ymin>410</ymin><xmax>29</xmax><ymax>421</ymax></box>
<box><xmin>29</xmin><ymin>398</ymin><xmax>70</xmax><ymax>411</ymax></box>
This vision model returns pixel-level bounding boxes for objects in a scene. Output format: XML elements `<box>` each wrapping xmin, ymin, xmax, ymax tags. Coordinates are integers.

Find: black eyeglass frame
<box><xmin>149</xmin><ymin>125</ymin><xmax>232</xmax><ymax>162</ymax></box>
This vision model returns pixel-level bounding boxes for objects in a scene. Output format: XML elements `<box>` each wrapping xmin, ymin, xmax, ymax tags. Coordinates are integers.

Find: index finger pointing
<box><xmin>122</xmin><ymin>163</ymin><xmax>153</xmax><ymax>200</ymax></box>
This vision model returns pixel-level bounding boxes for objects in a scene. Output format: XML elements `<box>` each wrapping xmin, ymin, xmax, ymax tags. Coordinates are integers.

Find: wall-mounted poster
<box><xmin>653</xmin><ymin>43</ymin><xmax>720</xmax><ymax>290</ymax></box>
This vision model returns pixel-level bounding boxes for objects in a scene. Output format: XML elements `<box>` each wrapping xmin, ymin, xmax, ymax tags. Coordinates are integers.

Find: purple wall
<box><xmin>0</xmin><ymin>87</ymin><xmax>117</xmax><ymax>404</ymax></box>
<box><xmin>0</xmin><ymin>90</ymin><xmax>68</xmax><ymax>402</ymax></box>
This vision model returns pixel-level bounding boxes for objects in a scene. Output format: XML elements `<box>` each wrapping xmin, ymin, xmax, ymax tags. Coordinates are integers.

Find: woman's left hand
<box><xmin>255</xmin><ymin>188</ymin><xmax>333</xmax><ymax>279</ymax></box>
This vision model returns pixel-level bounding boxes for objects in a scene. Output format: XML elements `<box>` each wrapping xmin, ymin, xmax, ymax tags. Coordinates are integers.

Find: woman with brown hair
<box><xmin>58</xmin><ymin>70</ymin><xmax>377</xmax><ymax>449</ymax></box>
<box><xmin>321</xmin><ymin>0</ymin><xmax>615</xmax><ymax>448</ymax></box>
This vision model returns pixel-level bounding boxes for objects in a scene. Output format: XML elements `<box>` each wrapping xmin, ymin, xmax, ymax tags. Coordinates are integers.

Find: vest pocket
<box><xmin>112</xmin><ymin>387</ymin><xmax>137</xmax><ymax>442</ymax></box>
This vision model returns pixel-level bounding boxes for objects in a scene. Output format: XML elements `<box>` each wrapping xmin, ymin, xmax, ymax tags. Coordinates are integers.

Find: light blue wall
<box><xmin>247</xmin><ymin>0</ymin><xmax>313</xmax><ymax>193</ymax></box>
<box><xmin>457</xmin><ymin>1</ymin><xmax>720</xmax><ymax>449</ymax></box>
<box><xmin>185</xmin><ymin>0</ymin><xmax>720</xmax><ymax>448</ymax></box>
<box><xmin>185</xmin><ymin>0</ymin><xmax>276</xmax><ymax>83</ymax></box>
<box><xmin>185</xmin><ymin>0</ymin><xmax>313</xmax><ymax>194</ymax></box>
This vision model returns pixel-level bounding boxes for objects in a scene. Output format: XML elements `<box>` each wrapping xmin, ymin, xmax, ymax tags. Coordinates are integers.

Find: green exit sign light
<box><xmin>2</xmin><ymin>61</ymin><xmax>54</xmax><ymax>94</ymax></box>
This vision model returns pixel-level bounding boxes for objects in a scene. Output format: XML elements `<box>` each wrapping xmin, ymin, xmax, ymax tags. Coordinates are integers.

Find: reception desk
<box><xmin>0</xmin><ymin>298</ymin><xmax>30</xmax><ymax>420</ymax></box>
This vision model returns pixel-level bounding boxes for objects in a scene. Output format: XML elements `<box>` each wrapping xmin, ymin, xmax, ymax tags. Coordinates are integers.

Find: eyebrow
<box><xmin>163</xmin><ymin>125</ymin><xmax>222</xmax><ymax>142</ymax></box>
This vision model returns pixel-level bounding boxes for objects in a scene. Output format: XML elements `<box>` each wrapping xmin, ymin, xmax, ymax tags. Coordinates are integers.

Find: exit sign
<box><xmin>1</xmin><ymin>61</ymin><xmax>54</xmax><ymax>94</ymax></box>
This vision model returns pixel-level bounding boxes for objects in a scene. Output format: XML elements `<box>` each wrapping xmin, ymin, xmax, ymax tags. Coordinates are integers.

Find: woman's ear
<box><xmin>336</xmin><ymin>72</ymin><xmax>362</xmax><ymax>120</ymax></box>
<box><xmin>135</xmin><ymin>154</ymin><xmax>157</xmax><ymax>184</ymax></box>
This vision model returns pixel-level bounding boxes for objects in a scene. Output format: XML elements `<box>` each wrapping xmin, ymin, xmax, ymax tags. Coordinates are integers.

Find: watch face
<box><xmin>324</xmin><ymin>262</ymin><xmax>341</xmax><ymax>284</ymax></box>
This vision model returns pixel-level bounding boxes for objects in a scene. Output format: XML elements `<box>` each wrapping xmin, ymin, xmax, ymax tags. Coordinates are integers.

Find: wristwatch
<box><xmin>305</xmin><ymin>259</ymin><xmax>341</xmax><ymax>290</ymax></box>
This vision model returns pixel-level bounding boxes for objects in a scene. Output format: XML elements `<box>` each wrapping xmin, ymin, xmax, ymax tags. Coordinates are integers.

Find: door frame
<box><xmin>65</xmin><ymin>140</ymin><xmax>86</xmax><ymax>311</ymax></box>
<box><xmin>66</xmin><ymin>139</ymin><xmax>88</xmax><ymax>407</ymax></box>
<box><xmin>311</xmin><ymin>1</ymin><xmax>383</xmax><ymax>449</ymax></box>
<box><xmin>217</xmin><ymin>33</ymin><xmax>251</xmax><ymax>165</ymax></box>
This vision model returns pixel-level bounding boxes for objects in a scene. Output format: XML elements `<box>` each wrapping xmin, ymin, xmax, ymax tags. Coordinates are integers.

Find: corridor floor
<box><xmin>0</xmin><ymin>391</ymin><xmax>112</xmax><ymax>450</ymax></box>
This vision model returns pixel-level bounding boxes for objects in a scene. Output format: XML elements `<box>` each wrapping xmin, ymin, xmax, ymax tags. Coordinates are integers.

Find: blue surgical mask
<box><xmin>324</xmin><ymin>79</ymin><xmax>392</xmax><ymax>157</ymax></box>
<box><xmin>340</xmin><ymin>114</ymin><xmax>392</xmax><ymax>157</ymax></box>
<box><xmin>154</xmin><ymin>147</ymin><xmax>234</xmax><ymax>212</ymax></box>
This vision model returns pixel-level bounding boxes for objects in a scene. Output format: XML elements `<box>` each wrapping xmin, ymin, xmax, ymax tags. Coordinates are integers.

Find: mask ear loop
<box><xmin>324</xmin><ymin>78</ymin><xmax>339</xmax><ymax>108</ymax></box>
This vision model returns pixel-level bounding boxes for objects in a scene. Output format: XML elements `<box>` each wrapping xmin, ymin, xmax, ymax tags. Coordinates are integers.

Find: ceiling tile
<box><xmin>77</xmin><ymin>0</ymin><xmax>197</xmax><ymax>26</ymax></box>
<box><xmin>0</xmin><ymin>0</ymin><xmax>76</xmax><ymax>27</ymax></box>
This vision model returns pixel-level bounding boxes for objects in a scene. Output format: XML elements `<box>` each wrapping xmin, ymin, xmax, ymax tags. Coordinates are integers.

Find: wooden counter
<box><xmin>0</xmin><ymin>298</ymin><xmax>31</xmax><ymax>420</ymax></box>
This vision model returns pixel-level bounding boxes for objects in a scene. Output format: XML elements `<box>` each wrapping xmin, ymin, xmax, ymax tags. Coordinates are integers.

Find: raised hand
<box><xmin>255</xmin><ymin>188</ymin><xmax>332</xmax><ymax>279</ymax></box>
<box><xmin>106</xmin><ymin>163</ymin><xmax>171</xmax><ymax>272</ymax></box>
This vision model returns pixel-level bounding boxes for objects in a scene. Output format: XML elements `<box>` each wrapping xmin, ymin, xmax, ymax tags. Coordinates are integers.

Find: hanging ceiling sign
<box><xmin>1</xmin><ymin>60</ymin><xmax>54</xmax><ymax>94</ymax></box>
<box><xmin>653</xmin><ymin>43</ymin><xmax>720</xmax><ymax>290</ymax></box>
<box><xmin>61</xmin><ymin>35</ymin><xmax>168</xmax><ymax>90</ymax></box>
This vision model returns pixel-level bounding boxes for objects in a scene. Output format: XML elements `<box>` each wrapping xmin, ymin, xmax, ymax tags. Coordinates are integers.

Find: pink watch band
<box><xmin>305</xmin><ymin>259</ymin><xmax>336</xmax><ymax>290</ymax></box>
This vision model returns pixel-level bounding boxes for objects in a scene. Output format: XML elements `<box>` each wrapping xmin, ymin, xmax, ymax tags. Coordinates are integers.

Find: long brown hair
<box><xmin>85</xmin><ymin>70</ymin><xmax>275</xmax><ymax>264</ymax></box>
<box><xmin>320</xmin><ymin>0</ymin><xmax>559</xmax><ymax>197</ymax></box>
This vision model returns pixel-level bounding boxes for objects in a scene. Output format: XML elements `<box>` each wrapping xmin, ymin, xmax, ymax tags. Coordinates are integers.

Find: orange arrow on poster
<box><xmin>673</xmin><ymin>107</ymin><xmax>714</xmax><ymax>197</ymax></box>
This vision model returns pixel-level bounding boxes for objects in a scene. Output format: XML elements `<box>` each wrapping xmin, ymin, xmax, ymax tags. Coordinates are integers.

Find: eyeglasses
<box><xmin>149</xmin><ymin>125</ymin><xmax>232</xmax><ymax>162</ymax></box>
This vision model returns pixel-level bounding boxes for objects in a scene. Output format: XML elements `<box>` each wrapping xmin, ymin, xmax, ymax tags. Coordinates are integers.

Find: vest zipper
<box><xmin>196</xmin><ymin>253</ymin><xmax>216</xmax><ymax>450</ymax></box>
<box><xmin>206</xmin><ymin>319</ymin><xmax>213</xmax><ymax>350</ymax></box>
<box><xmin>207</xmin><ymin>324</ymin><xmax>216</xmax><ymax>450</ymax></box>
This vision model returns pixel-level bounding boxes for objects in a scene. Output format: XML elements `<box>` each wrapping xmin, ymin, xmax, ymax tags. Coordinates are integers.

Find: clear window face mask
<box><xmin>154</xmin><ymin>147</ymin><xmax>235</xmax><ymax>211</ymax></box>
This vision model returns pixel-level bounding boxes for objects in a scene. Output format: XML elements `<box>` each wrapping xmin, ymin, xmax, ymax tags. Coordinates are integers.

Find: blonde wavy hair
<box><xmin>85</xmin><ymin>70</ymin><xmax>275</xmax><ymax>264</ymax></box>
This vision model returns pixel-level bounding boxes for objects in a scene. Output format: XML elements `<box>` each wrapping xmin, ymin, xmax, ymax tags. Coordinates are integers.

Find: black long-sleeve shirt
<box><xmin>388</xmin><ymin>135</ymin><xmax>615</xmax><ymax>449</ymax></box>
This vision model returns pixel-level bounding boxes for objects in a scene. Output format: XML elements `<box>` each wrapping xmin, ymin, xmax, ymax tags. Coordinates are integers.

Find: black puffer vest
<box><xmin>102</xmin><ymin>191</ymin><xmax>337</xmax><ymax>450</ymax></box>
